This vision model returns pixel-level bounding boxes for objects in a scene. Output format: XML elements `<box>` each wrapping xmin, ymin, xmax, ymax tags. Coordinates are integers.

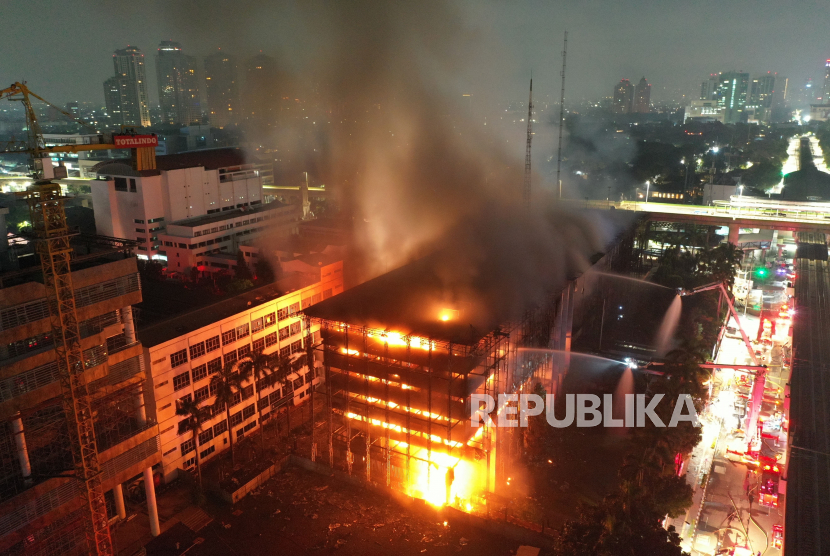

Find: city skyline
<box><xmin>1</xmin><ymin>0</ymin><xmax>828</xmax><ymax>109</ymax></box>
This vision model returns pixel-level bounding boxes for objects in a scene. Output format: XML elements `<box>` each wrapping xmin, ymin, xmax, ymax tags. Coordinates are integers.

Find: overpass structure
<box><xmin>565</xmin><ymin>199</ymin><xmax>830</xmax><ymax>241</ymax></box>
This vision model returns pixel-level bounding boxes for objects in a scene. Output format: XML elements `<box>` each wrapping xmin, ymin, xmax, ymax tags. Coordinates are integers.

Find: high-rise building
<box><xmin>700</xmin><ymin>74</ymin><xmax>720</xmax><ymax>100</ymax></box>
<box><xmin>204</xmin><ymin>51</ymin><xmax>239</xmax><ymax>128</ymax></box>
<box><xmin>612</xmin><ymin>79</ymin><xmax>633</xmax><ymax>114</ymax></box>
<box><xmin>749</xmin><ymin>74</ymin><xmax>776</xmax><ymax>107</ymax></box>
<box><xmin>156</xmin><ymin>41</ymin><xmax>201</xmax><ymax>126</ymax></box>
<box><xmin>243</xmin><ymin>54</ymin><xmax>279</xmax><ymax>126</ymax></box>
<box><xmin>822</xmin><ymin>59</ymin><xmax>830</xmax><ymax>103</ymax></box>
<box><xmin>102</xmin><ymin>46</ymin><xmax>151</xmax><ymax>127</ymax></box>
<box><xmin>633</xmin><ymin>77</ymin><xmax>651</xmax><ymax>113</ymax></box>
<box><xmin>713</xmin><ymin>72</ymin><xmax>749</xmax><ymax>123</ymax></box>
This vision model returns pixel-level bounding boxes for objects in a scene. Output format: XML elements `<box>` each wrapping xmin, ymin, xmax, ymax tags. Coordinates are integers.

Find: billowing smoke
<box><xmin>166</xmin><ymin>1</ymin><xmax>630</xmax><ymax>317</ymax></box>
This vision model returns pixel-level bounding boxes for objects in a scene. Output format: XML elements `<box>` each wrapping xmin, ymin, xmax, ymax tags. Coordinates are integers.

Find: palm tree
<box><xmin>176</xmin><ymin>397</ymin><xmax>209</xmax><ymax>488</ymax></box>
<box><xmin>210</xmin><ymin>361</ymin><xmax>243</xmax><ymax>469</ymax></box>
<box><xmin>238</xmin><ymin>349</ymin><xmax>274</xmax><ymax>448</ymax></box>
<box><xmin>270</xmin><ymin>354</ymin><xmax>294</xmax><ymax>438</ymax></box>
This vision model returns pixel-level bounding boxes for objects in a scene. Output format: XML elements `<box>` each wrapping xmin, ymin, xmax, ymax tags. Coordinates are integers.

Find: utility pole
<box><xmin>523</xmin><ymin>76</ymin><xmax>533</xmax><ymax>209</ymax></box>
<box><xmin>555</xmin><ymin>31</ymin><xmax>568</xmax><ymax>199</ymax></box>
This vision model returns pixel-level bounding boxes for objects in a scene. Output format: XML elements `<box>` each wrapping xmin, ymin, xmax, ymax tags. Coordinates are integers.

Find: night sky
<box><xmin>1</xmin><ymin>0</ymin><xmax>827</xmax><ymax>107</ymax></box>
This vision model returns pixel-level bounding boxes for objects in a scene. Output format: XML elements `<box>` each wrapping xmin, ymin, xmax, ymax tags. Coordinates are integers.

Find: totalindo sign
<box><xmin>113</xmin><ymin>134</ymin><xmax>158</xmax><ymax>148</ymax></box>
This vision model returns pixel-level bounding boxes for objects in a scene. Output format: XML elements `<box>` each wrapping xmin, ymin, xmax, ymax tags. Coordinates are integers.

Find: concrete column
<box><xmin>134</xmin><ymin>390</ymin><xmax>147</xmax><ymax>427</ymax></box>
<box><xmin>143</xmin><ymin>467</ymin><xmax>160</xmax><ymax>536</ymax></box>
<box><xmin>122</xmin><ymin>306</ymin><xmax>136</xmax><ymax>343</ymax></box>
<box><xmin>11</xmin><ymin>413</ymin><xmax>32</xmax><ymax>483</ymax></box>
<box><xmin>727</xmin><ymin>224</ymin><xmax>740</xmax><ymax>245</ymax></box>
<box><xmin>113</xmin><ymin>483</ymin><xmax>127</xmax><ymax>520</ymax></box>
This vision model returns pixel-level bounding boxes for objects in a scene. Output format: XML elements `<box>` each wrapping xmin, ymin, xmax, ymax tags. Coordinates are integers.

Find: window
<box><xmin>253</xmin><ymin>338</ymin><xmax>265</xmax><ymax>352</ymax></box>
<box><xmin>170</xmin><ymin>349</ymin><xmax>188</xmax><ymax>368</ymax></box>
<box><xmin>114</xmin><ymin>177</ymin><xmax>128</xmax><ymax>191</ymax></box>
<box><xmin>198</xmin><ymin>428</ymin><xmax>214</xmax><ymax>444</ymax></box>
<box><xmin>178</xmin><ymin>243</ymin><xmax>187</xmax><ymax>249</ymax></box>
<box><xmin>184</xmin><ymin>457</ymin><xmax>195</xmax><ymax>468</ymax></box>
<box><xmin>236</xmin><ymin>323</ymin><xmax>249</xmax><ymax>339</ymax></box>
<box><xmin>291</xmin><ymin>340</ymin><xmax>302</xmax><ymax>353</ymax></box>
<box><xmin>149</xmin><ymin>217</ymin><xmax>165</xmax><ymax>224</ymax></box>
<box><xmin>211</xmin><ymin>227</ymin><xmax>219</xmax><ymax>233</ymax></box>
<box><xmin>232</xmin><ymin>391</ymin><xmax>242</xmax><ymax>406</ymax></box>
<box><xmin>264</xmin><ymin>313</ymin><xmax>276</xmax><ymax>328</ymax></box>
<box><xmin>222</xmin><ymin>329</ymin><xmax>236</xmax><ymax>345</ymax></box>
<box><xmin>241</xmin><ymin>385</ymin><xmax>254</xmax><ymax>400</ymax></box>
<box><xmin>312</xmin><ymin>293</ymin><xmax>322</xmax><ymax>304</ymax></box>
<box><xmin>270</xmin><ymin>390</ymin><xmax>282</xmax><ymax>404</ymax></box>
<box><xmin>129</xmin><ymin>178</ymin><xmax>137</xmax><ymax>192</ymax></box>
<box><xmin>305</xmin><ymin>372</ymin><xmax>313</xmax><ymax>384</ymax></box>
<box><xmin>230</xmin><ymin>411</ymin><xmax>243</xmax><ymax>427</ymax></box>
<box><xmin>237</xmin><ymin>344</ymin><xmax>251</xmax><ymax>358</ymax></box>
<box><xmin>323</xmin><ymin>289</ymin><xmax>333</xmax><ymax>299</ymax></box>
<box><xmin>205</xmin><ymin>336</ymin><xmax>220</xmax><ymax>353</ymax></box>
<box><xmin>189</xmin><ymin>341</ymin><xmax>206</xmax><ymax>360</ymax></box>
<box><xmin>209</xmin><ymin>381</ymin><xmax>219</xmax><ymax>397</ymax></box>
<box><xmin>207</xmin><ymin>357</ymin><xmax>222</xmax><ymax>374</ymax></box>
<box><xmin>242</xmin><ymin>404</ymin><xmax>255</xmax><ymax>419</ymax></box>
<box><xmin>302</xmin><ymin>297</ymin><xmax>313</xmax><ymax>309</ymax></box>
<box><xmin>251</xmin><ymin>317</ymin><xmax>264</xmax><ymax>333</ymax></box>
<box><xmin>289</xmin><ymin>322</ymin><xmax>301</xmax><ymax>336</ymax></box>
<box><xmin>173</xmin><ymin>371</ymin><xmax>191</xmax><ymax>391</ymax></box>
<box><xmin>149</xmin><ymin>226</ymin><xmax>164</xmax><ymax>233</ymax></box>
<box><xmin>280</xmin><ymin>346</ymin><xmax>290</xmax><ymax>358</ymax></box>
<box><xmin>214</xmin><ymin>420</ymin><xmax>228</xmax><ymax>436</ymax></box>
<box><xmin>164</xmin><ymin>241</ymin><xmax>173</xmax><ymax>247</ymax></box>
<box><xmin>176</xmin><ymin>394</ymin><xmax>193</xmax><ymax>412</ymax></box>
<box><xmin>279</xmin><ymin>326</ymin><xmax>289</xmax><ymax>340</ymax></box>
<box><xmin>134</xmin><ymin>219</ymin><xmax>145</xmax><ymax>224</ymax></box>
<box><xmin>277</xmin><ymin>307</ymin><xmax>289</xmax><ymax>320</ymax></box>
<box><xmin>224</xmin><ymin>351</ymin><xmax>238</xmax><ymax>366</ymax></box>
<box><xmin>288</xmin><ymin>303</ymin><xmax>300</xmax><ymax>315</ymax></box>
<box><xmin>192</xmin><ymin>364</ymin><xmax>208</xmax><ymax>382</ymax></box>
<box><xmin>163</xmin><ymin>447</ymin><xmax>177</xmax><ymax>456</ymax></box>
<box><xmin>136</xmin><ymin>237</ymin><xmax>147</xmax><ymax>244</ymax></box>
<box><xmin>293</xmin><ymin>377</ymin><xmax>303</xmax><ymax>390</ymax></box>
<box><xmin>135</xmin><ymin>228</ymin><xmax>146</xmax><ymax>233</ymax></box>
<box><xmin>200</xmin><ymin>445</ymin><xmax>215</xmax><ymax>459</ymax></box>
<box><xmin>181</xmin><ymin>438</ymin><xmax>195</xmax><ymax>455</ymax></box>
<box><xmin>265</xmin><ymin>332</ymin><xmax>278</xmax><ymax>347</ymax></box>
<box><xmin>194</xmin><ymin>385</ymin><xmax>209</xmax><ymax>402</ymax></box>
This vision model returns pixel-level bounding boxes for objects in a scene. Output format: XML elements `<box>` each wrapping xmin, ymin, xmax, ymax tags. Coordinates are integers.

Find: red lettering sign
<box><xmin>113</xmin><ymin>135</ymin><xmax>159</xmax><ymax>148</ymax></box>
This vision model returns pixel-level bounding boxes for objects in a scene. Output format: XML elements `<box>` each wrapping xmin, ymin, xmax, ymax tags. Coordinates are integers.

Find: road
<box><xmin>669</xmin><ymin>301</ymin><xmax>791</xmax><ymax>555</ymax></box>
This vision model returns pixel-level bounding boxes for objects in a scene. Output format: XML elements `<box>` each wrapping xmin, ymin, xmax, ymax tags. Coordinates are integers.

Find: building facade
<box><xmin>91</xmin><ymin>149</ymin><xmax>270</xmax><ymax>262</ymax></box>
<box><xmin>0</xmin><ymin>257</ymin><xmax>162</xmax><ymax>554</ymax></box>
<box><xmin>139</xmin><ymin>261</ymin><xmax>344</xmax><ymax>483</ymax></box>
<box><xmin>204</xmin><ymin>51</ymin><xmax>239</xmax><ymax>129</ymax></box>
<box><xmin>156</xmin><ymin>41</ymin><xmax>201</xmax><ymax>126</ymax></box>
<box><xmin>633</xmin><ymin>77</ymin><xmax>650</xmax><ymax>113</ymax></box>
<box><xmin>613</xmin><ymin>79</ymin><xmax>633</xmax><ymax>114</ymax></box>
<box><xmin>103</xmin><ymin>46</ymin><xmax>151</xmax><ymax>128</ymax></box>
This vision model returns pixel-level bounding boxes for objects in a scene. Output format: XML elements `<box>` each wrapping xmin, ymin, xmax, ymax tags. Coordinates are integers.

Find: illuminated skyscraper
<box><xmin>714</xmin><ymin>72</ymin><xmax>749</xmax><ymax>123</ymax></box>
<box><xmin>613</xmin><ymin>79</ymin><xmax>633</xmax><ymax>114</ymax></box>
<box><xmin>156</xmin><ymin>41</ymin><xmax>201</xmax><ymax>125</ymax></box>
<box><xmin>823</xmin><ymin>59</ymin><xmax>830</xmax><ymax>102</ymax></box>
<box><xmin>103</xmin><ymin>45</ymin><xmax>151</xmax><ymax>127</ymax></box>
<box><xmin>633</xmin><ymin>77</ymin><xmax>651</xmax><ymax>113</ymax></box>
<box><xmin>204</xmin><ymin>51</ymin><xmax>239</xmax><ymax>128</ymax></box>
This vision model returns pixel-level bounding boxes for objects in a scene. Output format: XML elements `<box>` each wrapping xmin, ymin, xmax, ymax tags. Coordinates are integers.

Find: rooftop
<box><xmin>136</xmin><ymin>272</ymin><xmax>313</xmax><ymax>347</ymax></box>
<box><xmin>167</xmin><ymin>200</ymin><xmax>289</xmax><ymax>229</ymax></box>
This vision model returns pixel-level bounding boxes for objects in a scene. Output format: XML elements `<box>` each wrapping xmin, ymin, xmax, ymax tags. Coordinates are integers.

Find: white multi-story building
<box><xmin>92</xmin><ymin>148</ymin><xmax>266</xmax><ymax>261</ymax></box>
<box><xmin>138</xmin><ymin>260</ymin><xmax>343</xmax><ymax>483</ymax></box>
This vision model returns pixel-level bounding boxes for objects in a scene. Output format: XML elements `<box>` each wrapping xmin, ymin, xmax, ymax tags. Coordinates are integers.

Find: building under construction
<box><xmin>303</xmin><ymin>225</ymin><xmax>637</xmax><ymax>510</ymax></box>
<box><xmin>0</xmin><ymin>229</ymin><xmax>160</xmax><ymax>555</ymax></box>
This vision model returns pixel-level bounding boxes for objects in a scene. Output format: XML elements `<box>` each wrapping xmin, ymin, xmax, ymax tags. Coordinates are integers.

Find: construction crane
<box><xmin>0</xmin><ymin>82</ymin><xmax>157</xmax><ymax>556</ymax></box>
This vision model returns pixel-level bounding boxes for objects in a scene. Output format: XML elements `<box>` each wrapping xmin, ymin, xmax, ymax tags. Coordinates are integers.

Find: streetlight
<box><xmin>645</xmin><ymin>180</ymin><xmax>651</xmax><ymax>203</ymax></box>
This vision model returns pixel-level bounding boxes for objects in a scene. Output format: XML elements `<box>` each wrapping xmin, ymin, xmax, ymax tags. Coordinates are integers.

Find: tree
<box><xmin>238</xmin><ymin>349</ymin><xmax>274</xmax><ymax>448</ymax></box>
<box><xmin>210</xmin><ymin>361</ymin><xmax>244</xmax><ymax>469</ymax></box>
<box><xmin>227</xmin><ymin>278</ymin><xmax>254</xmax><ymax>293</ymax></box>
<box><xmin>235</xmin><ymin>250</ymin><xmax>253</xmax><ymax>280</ymax></box>
<box><xmin>176</xmin><ymin>397</ymin><xmax>209</xmax><ymax>488</ymax></box>
<box><xmin>189</xmin><ymin>266</ymin><xmax>200</xmax><ymax>283</ymax></box>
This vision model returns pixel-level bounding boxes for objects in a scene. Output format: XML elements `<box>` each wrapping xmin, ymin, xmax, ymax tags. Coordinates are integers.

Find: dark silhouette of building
<box><xmin>243</xmin><ymin>54</ymin><xmax>280</xmax><ymax>128</ymax></box>
<box><xmin>613</xmin><ymin>79</ymin><xmax>633</xmax><ymax>114</ymax></box>
<box><xmin>204</xmin><ymin>50</ymin><xmax>239</xmax><ymax>129</ymax></box>
<box><xmin>103</xmin><ymin>46</ymin><xmax>151</xmax><ymax>127</ymax></box>
<box><xmin>156</xmin><ymin>41</ymin><xmax>201</xmax><ymax>125</ymax></box>
<box><xmin>633</xmin><ymin>77</ymin><xmax>651</xmax><ymax>113</ymax></box>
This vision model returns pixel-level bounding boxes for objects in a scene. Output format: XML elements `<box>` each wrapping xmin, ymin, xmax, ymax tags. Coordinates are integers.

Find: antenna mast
<box><xmin>555</xmin><ymin>31</ymin><xmax>567</xmax><ymax>199</ymax></box>
<box><xmin>523</xmin><ymin>76</ymin><xmax>533</xmax><ymax>209</ymax></box>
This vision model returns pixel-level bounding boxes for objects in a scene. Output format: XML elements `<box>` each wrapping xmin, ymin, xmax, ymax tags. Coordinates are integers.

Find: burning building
<box><xmin>303</xmin><ymin>224</ymin><xmax>636</xmax><ymax>511</ymax></box>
